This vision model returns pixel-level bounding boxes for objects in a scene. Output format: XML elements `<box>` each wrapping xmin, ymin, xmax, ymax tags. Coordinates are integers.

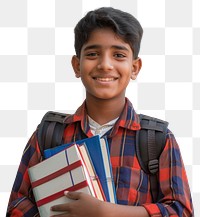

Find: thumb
<box><xmin>64</xmin><ymin>191</ymin><xmax>81</xmax><ymax>200</ymax></box>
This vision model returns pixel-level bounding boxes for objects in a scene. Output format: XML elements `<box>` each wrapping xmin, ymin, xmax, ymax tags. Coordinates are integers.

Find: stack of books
<box><xmin>28</xmin><ymin>135</ymin><xmax>116</xmax><ymax>216</ymax></box>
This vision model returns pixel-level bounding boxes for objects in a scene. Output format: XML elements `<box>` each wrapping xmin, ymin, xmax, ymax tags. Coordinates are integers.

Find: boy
<box><xmin>7</xmin><ymin>7</ymin><xmax>193</xmax><ymax>217</ymax></box>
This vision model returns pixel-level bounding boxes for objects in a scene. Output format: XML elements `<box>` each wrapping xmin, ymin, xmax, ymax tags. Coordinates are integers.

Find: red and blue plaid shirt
<box><xmin>7</xmin><ymin>98</ymin><xmax>193</xmax><ymax>217</ymax></box>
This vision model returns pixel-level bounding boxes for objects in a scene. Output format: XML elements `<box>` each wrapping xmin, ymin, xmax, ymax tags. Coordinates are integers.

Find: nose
<box><xmin>97</xmin><ymin>56</ymin><xmax>114</xmax><ymax>71</ymax></box>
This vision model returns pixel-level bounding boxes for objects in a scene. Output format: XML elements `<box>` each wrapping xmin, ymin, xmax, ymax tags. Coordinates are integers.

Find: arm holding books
<box><xmin>51</xmin><ymin>191</ymin><xmax>149</xmax><ymax>217</ymax></box>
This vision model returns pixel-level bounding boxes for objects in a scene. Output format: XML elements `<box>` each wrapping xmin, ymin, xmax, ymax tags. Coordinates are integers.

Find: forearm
<box><xmin>7</xmin><ymin>131</ymin><xmax>42</xmax><ymax>217</ymax></box>
<box><xmin>101</xmin><ymin>200</ymin><xmax>193</xmax><ymax>217</ymax></box>
<box><xmin>7</xmin><ymin>196</ymin><xmax>39</xmax><ymax>217</ymax></box>
<box><xmin>51</xmin><ymin>192</ymin><xmax>150</xmax><ymax>217</ymax></box>
<box><xmin>99</xmin><ymin>202</ymin><xmax>149</xmax><ymax>217</ymax></box>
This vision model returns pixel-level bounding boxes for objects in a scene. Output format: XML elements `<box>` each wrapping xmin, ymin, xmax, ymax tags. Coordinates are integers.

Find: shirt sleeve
<box><xmin>142</xmin><ymin>130</ymin><xmax>194</xmax><ymax>217</ymax></box>
<box><xmin>6</xmin><ymin>131</ymin><xmax>42</xmax><ymax>217</ymax></box>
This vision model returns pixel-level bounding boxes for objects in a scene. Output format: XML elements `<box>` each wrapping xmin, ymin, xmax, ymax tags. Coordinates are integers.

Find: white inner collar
<box><xmin>88</xmin><ymin>116</ymin><xmax>118</xmax><ymax>137</ymax></box>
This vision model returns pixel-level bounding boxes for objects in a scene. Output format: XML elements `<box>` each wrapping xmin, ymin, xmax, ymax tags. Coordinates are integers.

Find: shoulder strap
<box><xmin>136</xmin><ymin>114</ymin><xmax>168</xmax><ymax>202</ymax></box>
<box><xmin>37</xmin><ymin>111</ymin><xmax>69</xmax><ymax>158</ymax></box>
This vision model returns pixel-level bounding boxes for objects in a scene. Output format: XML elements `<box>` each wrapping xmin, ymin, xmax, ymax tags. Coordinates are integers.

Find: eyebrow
<box><xmin>83</xmin><ymin>44</ymin><xmax>130</xmax><ymax>52</ymax></box>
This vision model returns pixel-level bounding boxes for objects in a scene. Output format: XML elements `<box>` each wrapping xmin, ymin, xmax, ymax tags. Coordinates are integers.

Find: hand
<box><xmin>50</xmin><ymin>191</ymin><xmax>149</xmax><ymax>217</ymax></box>
<box><xmin>50</xmin><ymin>191</ymin><xmax>103</xmax><ymax>217</ymax></box>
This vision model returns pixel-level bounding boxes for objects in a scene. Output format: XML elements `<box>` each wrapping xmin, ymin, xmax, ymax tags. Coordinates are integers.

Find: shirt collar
<box><xmin>108</xmin><ymin>98</ymin><xmax>141</xmax><ymax>137</ymax></box>
<box><xmin>64</xmin><ymin>98</ymin><xmax>141</xmax><ymax>136</ymax></box>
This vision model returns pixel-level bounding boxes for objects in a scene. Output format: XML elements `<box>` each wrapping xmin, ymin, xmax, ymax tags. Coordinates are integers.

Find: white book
<box><xmin>28</xmin><ymin>144</ymin><xmax>96</xmax><ymax>217</ymax></box>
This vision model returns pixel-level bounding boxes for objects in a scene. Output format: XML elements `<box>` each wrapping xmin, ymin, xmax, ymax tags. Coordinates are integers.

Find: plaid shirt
<box><xmin>7</xmin><ymin>98</ymin><xmax>193</xmax><ymax>217</ymax></box>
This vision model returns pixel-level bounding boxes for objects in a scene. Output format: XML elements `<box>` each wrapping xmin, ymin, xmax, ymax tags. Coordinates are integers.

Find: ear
<box><xmin>71</xmin><ymin>55</ymin><xmax>81</xmax><ymax>78</ymax></box>
<box><xmin>131</xmin><ymin>57</ymin><xmax>142</xmax><ymax>80</ymax></box>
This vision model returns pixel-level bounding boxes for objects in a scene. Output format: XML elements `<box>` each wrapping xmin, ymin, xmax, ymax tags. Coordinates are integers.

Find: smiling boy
<box><xmin>72</xmin><ymin>27</ymin><xmax>141</xmax><ymax>125</ymax></box>
<box><xmin>7</xmin><ymin>7</ymin><xmax>193</xmax><ymax>217</ymax></box>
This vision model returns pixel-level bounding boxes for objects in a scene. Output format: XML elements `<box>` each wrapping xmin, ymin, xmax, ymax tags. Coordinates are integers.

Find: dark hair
<box><xmin>74</xmin><ymin>7</ymin><xmax>143</xmax><ymax>59</ymax></box>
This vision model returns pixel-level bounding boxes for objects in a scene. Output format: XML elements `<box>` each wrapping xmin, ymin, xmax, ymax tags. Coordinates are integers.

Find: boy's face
<box><xmin>72</xmin><ymin>28</ymin><xmax>141</xmax><ymax>101</ymax></box>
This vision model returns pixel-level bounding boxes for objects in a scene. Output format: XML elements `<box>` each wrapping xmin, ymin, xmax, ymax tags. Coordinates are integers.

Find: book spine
<box><xmin>78</xmin><ymin>144</ymin><xmax>106</xmax><ymax>201</ymax></box>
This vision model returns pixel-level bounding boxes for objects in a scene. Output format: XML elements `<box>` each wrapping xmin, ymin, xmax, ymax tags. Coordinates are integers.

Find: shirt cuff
<box><xmin>142</xmin><ymin>203</ymin><xmax>162</xmax><ymax>217</ymax></box>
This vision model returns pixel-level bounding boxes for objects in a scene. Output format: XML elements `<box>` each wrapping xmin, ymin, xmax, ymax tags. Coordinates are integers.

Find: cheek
<box><xmin>118</xmin><ymin>63</ymin><xmax>133</xmax><ymax>78</ymax></box>
<box><xmin>80</xmin><ymin>59</ymin><xmax>97</xmax><ymax>71</ymax></box>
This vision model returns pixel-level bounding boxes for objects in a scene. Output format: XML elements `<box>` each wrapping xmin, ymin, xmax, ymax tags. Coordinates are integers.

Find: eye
<box><xmin>86</xmin><ymin>52</ymin><xmax>98</xmax><ymax>57</ymax></box>
<box><xmin>114</xmin><ymin>53</ymin><xmax>126</xmax><ymax>58</ymax></box>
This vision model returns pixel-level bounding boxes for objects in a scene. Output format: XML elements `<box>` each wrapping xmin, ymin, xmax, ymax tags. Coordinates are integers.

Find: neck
<box><xmin>85</xmin><ymin>96</ymin><xmax>126</xmax><ymax>125</ymax></box>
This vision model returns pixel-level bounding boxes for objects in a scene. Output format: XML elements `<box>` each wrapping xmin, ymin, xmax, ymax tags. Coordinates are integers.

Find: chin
<box><xmin>94</xmin><ymin>93</ymin><xmax>120</xmax><ymax>101</ymax></box>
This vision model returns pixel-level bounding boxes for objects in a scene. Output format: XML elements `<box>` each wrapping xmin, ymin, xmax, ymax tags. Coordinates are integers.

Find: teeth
<box><xmin>95</xmin><ymin>77</ymin><xmax>116</xmax><ymax>82</ymax></box>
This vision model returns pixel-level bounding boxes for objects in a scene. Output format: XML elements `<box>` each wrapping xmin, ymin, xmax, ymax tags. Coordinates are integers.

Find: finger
<box><xmin>51</xmin><ymin>203</ymin><xmax>70</xmax><ymax>212</ymax></box>
<box><xmin>64</xmin><ymin>191</ymin><xmax>81</xmax><ymax>200</ymax></box>
<box><xmin>50</xmin><ymin>212</ymin><xmax>69</xmax><ymax>217</ymax></box>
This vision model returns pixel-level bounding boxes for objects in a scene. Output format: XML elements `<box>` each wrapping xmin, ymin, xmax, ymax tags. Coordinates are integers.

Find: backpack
<box><xmin>37</xmin><ymin>111</ymin><xmax>168</xmax><ymax>202</ymax></box>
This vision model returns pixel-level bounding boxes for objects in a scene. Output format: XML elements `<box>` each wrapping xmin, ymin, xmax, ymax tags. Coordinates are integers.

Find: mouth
<box><xmin>92</xmin><ymin>77</ymin><xmax>118</xmax><ymax>82</ymax></box>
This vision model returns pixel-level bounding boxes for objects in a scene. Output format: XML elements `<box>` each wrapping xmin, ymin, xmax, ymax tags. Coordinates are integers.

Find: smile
<box><xmin>93</xmin><ymin>77</ymin><xmax>118</xmax><ymax>82</ymax></box>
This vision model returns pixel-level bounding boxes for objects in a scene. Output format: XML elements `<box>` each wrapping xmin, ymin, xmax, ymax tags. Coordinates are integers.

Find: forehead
<box><xmin>82</xmin><ymin>28</ymin><xmax>132</xmax><ymax>51</ymax></box>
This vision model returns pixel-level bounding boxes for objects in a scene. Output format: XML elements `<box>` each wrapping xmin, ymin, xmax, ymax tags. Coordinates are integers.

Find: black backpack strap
<box><xmin>136</xmin><ymin>114</ymin><xmax>168</xmax><ymax>202</ymax></box>
<box><xmin>37</xmin><ymin>111</ymin><xmax>69</xmax><ymax>158</ymax></box>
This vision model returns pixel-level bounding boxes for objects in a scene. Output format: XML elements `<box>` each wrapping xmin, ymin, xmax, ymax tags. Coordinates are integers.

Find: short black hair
<box><xmin>74</xmin><ymin>7</ymin><xmax>143</xmax><ymax>59</ymax></box>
